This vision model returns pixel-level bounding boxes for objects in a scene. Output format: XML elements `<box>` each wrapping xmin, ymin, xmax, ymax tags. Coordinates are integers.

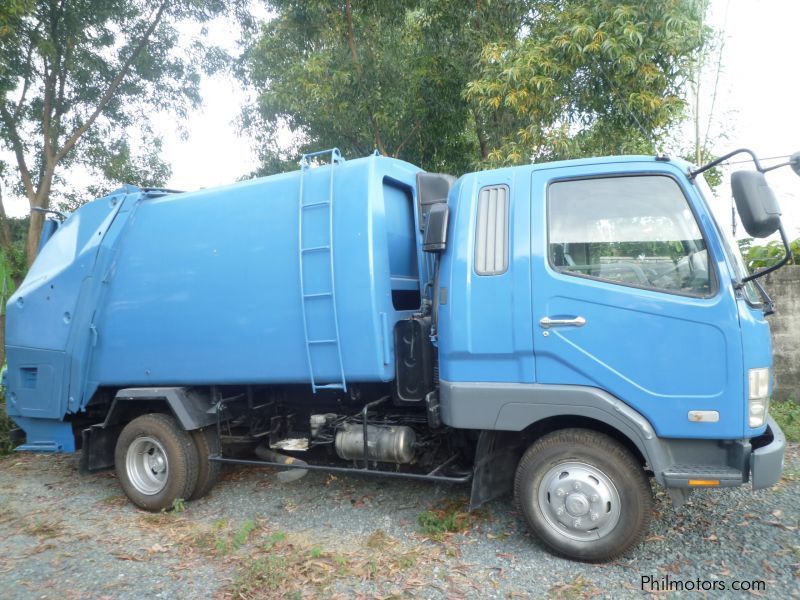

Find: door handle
<box><xmin>539</xmin><ymin>316</ymin><xmax>586</xmax><ymax>329</ymax></box>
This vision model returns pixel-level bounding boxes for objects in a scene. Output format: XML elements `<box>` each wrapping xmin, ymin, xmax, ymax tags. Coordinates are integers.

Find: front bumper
<box><xmin>750</xmin><ymin>415</ymin><xmax>786</xmax><ymax>489</ymax></box>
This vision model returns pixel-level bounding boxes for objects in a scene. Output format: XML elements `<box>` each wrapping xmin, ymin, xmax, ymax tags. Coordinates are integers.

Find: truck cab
<box><xmin>428</xmin><ymin>154</ymin><xmax>786</xmax><ymax>559</ymax></box>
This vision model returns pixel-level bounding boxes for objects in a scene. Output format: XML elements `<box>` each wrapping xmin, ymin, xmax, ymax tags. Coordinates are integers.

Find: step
<box><xmin>662</xmin><ymin>464</ymin><xmax>744</xmax><ymax>487</ymax></box>
<box><xmin>301</xmin><ymin>245</ymin><xmax>331</xmax><ymax>253</ymax></box>
<box><xmin>302</xmin><ymin>200</ymin><xmax>330</xmax><ymax>208</ymax></box>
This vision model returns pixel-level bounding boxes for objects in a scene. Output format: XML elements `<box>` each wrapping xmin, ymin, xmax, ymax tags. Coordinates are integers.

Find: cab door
<box><xmin>530</xmin><ymin>163</ymin><xmax>744</xmax><ymax>439</ymax></box>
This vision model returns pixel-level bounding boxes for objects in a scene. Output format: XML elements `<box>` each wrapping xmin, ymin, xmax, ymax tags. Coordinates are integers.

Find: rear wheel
<box><xmin>189</xmin><ymin>426</ymin><xmax>221</xmax><ymax>500</ymax></box>
<box><xmin>514</xmin><ymin>428</ymin><xmax>652</xmax><ymax>562</ymax></box>
<box><xmin>115</xmin><ymin>413</ymin><xmax>199</xmax><ymax>512</ymax></box>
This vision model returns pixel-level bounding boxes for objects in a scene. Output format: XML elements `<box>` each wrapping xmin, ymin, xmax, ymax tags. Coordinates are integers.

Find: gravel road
<box><xmin>0</xmin><ymin>444</ymin><xmax>798</xmax><ymax>599</ymax></box>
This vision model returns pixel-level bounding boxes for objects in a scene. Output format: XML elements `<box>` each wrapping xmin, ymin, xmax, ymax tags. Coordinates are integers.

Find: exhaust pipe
<box><xmin>255</xmin><ymin>444</ymin><xmax>308</xmax><ymax>483</ymax></box>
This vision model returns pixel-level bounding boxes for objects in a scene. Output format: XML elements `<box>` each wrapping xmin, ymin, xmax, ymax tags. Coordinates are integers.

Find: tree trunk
<box><xmin>26</xmin><ymin>209</ymin><xmax>44</xmax><ymax>265</ymax></box>
<box><xmin>0</xmin><ymin>186</ymin><xmax>13</xmax><ymax>250</ymax></box>
<box><xmin>26</xmin><ymin>167</ymin><xmax>55</xmax><ymax>265</ymax></box>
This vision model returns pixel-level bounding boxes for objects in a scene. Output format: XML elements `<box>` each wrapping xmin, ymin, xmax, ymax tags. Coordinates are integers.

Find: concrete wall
<box><xmin>763</xmin><ymin>265</ymin><xmax>800</xmax><ymax>401</ymax></box>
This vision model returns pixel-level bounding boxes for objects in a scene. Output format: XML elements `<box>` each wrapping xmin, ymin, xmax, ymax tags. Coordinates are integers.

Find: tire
<box><xmin>189</xmin><ymin>426</ymin><xmax>221</xmax><ymax>500</ymax></box>
<box><xmin>115</xmin><ymin>413</ymin><xmax>199</xmax><ymax>512</ymax></box>
<box><xmin>514</xmin><ymin>428</ymin><xmax>652</xmax><ymax>562</ymax></box>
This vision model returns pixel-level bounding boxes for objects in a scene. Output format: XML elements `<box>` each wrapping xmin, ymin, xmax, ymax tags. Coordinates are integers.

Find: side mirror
<box><xmin>731</xmin><ymin>170</ymin><xmax>782</xmax><ymax>238</ymax></box>
<box><xmin>416</xmin><ymin>172</ymin><xmax>455</xmax><ymax>233</ymax></box>
<box><xmin>423</xmin><ymin>203</ymin><xmax>449</xmax><ymax>253</ymax></box>
<box><xmin>37</xmin><ymin>218</ymin><xmax>60</xmax><ymax>256</ymax></box>
<box><xmin>790</xmin><ymin>151</ymin><xmax>800</xmax><ymax>176</ymax></box>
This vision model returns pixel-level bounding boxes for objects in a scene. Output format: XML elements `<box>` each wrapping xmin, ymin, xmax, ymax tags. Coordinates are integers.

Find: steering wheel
<box><xmin>600</xmin><ymin>262</ymin><xmax>651</xmax><ymax>285</ymax></box>
<box><xmin>650</xmin><ymin>250</ymin><xmax>705</xmax><ymax>285</ymax></box>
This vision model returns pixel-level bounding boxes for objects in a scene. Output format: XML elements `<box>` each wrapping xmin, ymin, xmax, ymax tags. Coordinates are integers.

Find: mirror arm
<box><xmin>761</xmin><ymin>160</ymin><xmax>790</xmax><ymax>173</ymax></box>
<box><xmin>689</xmin><ymin>148</ymin><xmax>764</xmax><ymax>179</ymax></box>
<box><xmin>741</xmin><ymin>224</ymin><xmax>793</xmax><ymax>283</ymax></box>
<box><xmin>31</xmin><ymin>206</ymin><xmax>68</xmax><ymax>221</ymax></box>
<box><xmin>751</xmin><ymin>278</ymin><xmax>776</xmax><ymax>316</ymax></box>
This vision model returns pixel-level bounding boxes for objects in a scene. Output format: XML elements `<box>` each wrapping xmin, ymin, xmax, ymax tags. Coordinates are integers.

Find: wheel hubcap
<box><xmin>126</xmin><ymin>436</ymin><xmax>169</xmax><ymax>495</ymax></box>
<box><xmin>538</xmin><ymin>461</ymin><xmax>621</xmax><ymax>541</ymax></box>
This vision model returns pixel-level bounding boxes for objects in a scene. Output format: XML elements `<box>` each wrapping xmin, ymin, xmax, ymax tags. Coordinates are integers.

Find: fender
<box><xmin>104</xmin><ymin>387</ymin><xmax>217</xmax><ymax>430</ymax></box>
<box><xmin>79</xmin><ymin>386</ymin><xmax>217</xmax><ymax>473</ymax></box>
<box><xmin>441</xmin><ymin>381</ymin><xmax>671</xmax><ymax>487</ymax></box>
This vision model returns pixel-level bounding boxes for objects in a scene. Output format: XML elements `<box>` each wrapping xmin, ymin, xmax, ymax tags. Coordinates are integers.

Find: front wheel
<box><xmin>514</xmin><ymin>429</ymin><xmax>653</xmax><ymax>562</ymax></box>
<box><xmin>115</xmin><ymin>413</ymin><xmax>199</xmax><ymax>511</ymax></box>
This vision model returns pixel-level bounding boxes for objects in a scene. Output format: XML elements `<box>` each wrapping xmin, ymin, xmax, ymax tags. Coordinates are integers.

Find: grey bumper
<box><xmin>750</xmin><ymin>415</ymin><xmax>786</xmax><ymax>490</ymax></box>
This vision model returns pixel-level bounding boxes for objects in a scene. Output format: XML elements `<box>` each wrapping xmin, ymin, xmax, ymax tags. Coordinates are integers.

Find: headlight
<box><xmin>748</xmin><ymin>367</ymin><xmax>770</xmax><ymax>428</ymax></box>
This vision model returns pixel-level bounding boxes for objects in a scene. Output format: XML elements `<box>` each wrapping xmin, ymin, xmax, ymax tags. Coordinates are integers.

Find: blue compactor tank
<box><xmin>5</xmin><ymin>150</ymin><xmax>425</xmax><ymax>441</ymax></box>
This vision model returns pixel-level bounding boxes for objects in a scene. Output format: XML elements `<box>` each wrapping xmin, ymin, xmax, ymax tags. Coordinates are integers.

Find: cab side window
<box><xmin>548</xmin><ymin>175</ymin><xmax>712</xmax><ymax>296</ymax></box>
<box><xmin>474</xmin><ymin>185</ymin><xmax>509</xmax><ymax>276</ymax></box>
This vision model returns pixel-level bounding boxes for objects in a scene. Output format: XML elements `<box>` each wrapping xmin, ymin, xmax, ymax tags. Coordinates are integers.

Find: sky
<box><xmin>694</xmin><ymin>0</ymin><xmax>800</xmax><ymax>239</ymax></box>
<box><xmin>4</xmin><ymin>1</ymin><xmax>800</xmax><ymax>240</ymax></box>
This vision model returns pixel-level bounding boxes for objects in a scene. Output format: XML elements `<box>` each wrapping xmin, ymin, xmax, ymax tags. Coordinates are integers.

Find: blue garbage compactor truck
<box><xmin>5</xmin><ymin>147</ymin><xmax>795</xmax><ymax>561</ymax></box>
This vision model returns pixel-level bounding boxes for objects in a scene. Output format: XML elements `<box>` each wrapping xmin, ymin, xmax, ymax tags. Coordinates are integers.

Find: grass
<box><xmin>23</xmin><ymin>517</ymin><xmax>64</xmax><ymax>538</ymax></box>
<box><xmin>98</xmin><ymin>494</ymin><xmax>128</xmax><ymax>507</ymax></box>
<box><xmin>227</xmin><ymin>528</ymin><xmax>425</xmax><ymax>599</ymax></box>
<box><xmin>231</xmin><ymin>519</ymin><xmax>257</xmax><ymax>551</ymax></box>
<box><xmin>548</xmin><ymin>575</ymin><xmax>599</xmax><ymax>599</ymax></box>
<box><xmin>417</xmin><ymin>498</ymin><xmax>476</xmax><ymax>541</ymax></box>
<box><xmin>771</xmin><ymin>399</ymin><xmax>800</xmax><ymax>442</ymax></box>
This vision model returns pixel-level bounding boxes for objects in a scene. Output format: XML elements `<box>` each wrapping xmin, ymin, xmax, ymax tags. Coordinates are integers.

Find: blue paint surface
<box><xmin>5</xmin><ymin>152</ymin><xmax>775</xmax><ymax>450</ymax></box>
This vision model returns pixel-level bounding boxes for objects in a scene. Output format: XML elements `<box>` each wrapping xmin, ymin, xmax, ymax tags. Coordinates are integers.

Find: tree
<box><xmin>0</xmin><ymin>0</ymin><xmax>250</xmax><ymax>265</ymax></box>
<box><xmin>243</xmin><ymin>0</ymin><xmax>529</xmax><ymax>175</ymax></box>
<box><xmin>681</xmin><ymin>0</ymin><xmax>727</xmax><ymax>189</ymax></box>
<box><xmin>465</xmin><ymin>0</ymin><xmax>709</xmax><ymax>166</ymax></box>
<box><xmin>738</xmin><ymin>237</ymin><xmax>800</xmax><ymax>271</ymax></box>
<box><xmin>245</xmin><ymin>1</ymin><xmax>709</xmax><ymax>175</ymax></box>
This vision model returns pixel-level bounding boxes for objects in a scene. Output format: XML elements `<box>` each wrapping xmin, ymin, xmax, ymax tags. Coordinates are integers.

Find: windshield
<box><xmin>693</xmin><ymin>174</ymin><xmax>763</xmax><ymax>306</ymax></box>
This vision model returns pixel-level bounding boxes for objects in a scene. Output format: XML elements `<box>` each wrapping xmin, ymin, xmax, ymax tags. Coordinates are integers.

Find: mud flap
<box><xmin>469</xmin><ymin>431</ymin><xmax>522</xmax><ymax>511</ymax></box>
<box><xmin>78</xmin><ymin>423</ymin><xmax>123</xmax><ymax>473</ymax></box>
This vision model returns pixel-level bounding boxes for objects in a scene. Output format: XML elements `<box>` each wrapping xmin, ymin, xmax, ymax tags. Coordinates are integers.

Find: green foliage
<box><xmin>215</xmin><ymin>519</ymin><xmax>258</xmax><ymax>554</ymax></box>
<box><xmin>417</xmin><ymin>498</ymin><xmax>472</xmax><ymax>540</ymax></box>
<box><xmin>466</xmin><ymin>0</ymin><xmax>709</xmax><ymax>166</ymax></box>
<box><xmin>263</xmin><ymin>530</ymin><xmax>286</xmax><ymax>550</ymax></box>
<box><xmin>683</xmin><ymin>149</ymin><xmax>723</xmax><ymax>189</ymax></box>
<box><xmin>738</xmin><ymin>238</ymin><xmax>800</xmax><ymax>271</ymax></box>
<box><xmin>243</xmin><ymin>0</ymin><xmax>527</xmax><ymax>175</ymax></box>
<box><xmin>0</xmin><ymin>216</ymin><xmax>28</xmax><ymax>291</ymax></box>
<box><xmin>171</xmin><ymin>497</ymin><xmax>186</xmax><ymax>514</ymax></box>
<box><xmin>0</xmin><ymin>392</ymin><xmax>15</xmax><ymax>456</ymax></box>
<box><xmin>418</xmin><ymin>509</ymin><xmax>465</xmax><ymax>540</ymax></box>
<box><xmin>56</xmin><ymin>138</ymin><xmax>173</xmax><ymax>213</ymax></box>
<box><xmin>771</xmin><ymin>400</ymin><xmax>799</xmax><ymax>443</ymax></box>
<box><xmin>0</xmin><ymin>0</ymin><xmax>252</xmax><ymax>261</ymax></box>
<box><xmin>247</xmin><ymin>1</ymin><xmax>708</xmax><ymax>174</ymax></box>
<box><xmin>0</xmin><ymin>1</ymin><xmax>33</xmax><ymax>39</ymax></box>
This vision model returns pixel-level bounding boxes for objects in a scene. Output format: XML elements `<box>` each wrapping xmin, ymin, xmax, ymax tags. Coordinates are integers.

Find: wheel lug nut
<box><xmin>556</xmin><ymin>507</ymin><xmax>565</xmax><ymax>516</ymax></box>
<box><xmin>573</xmin><ymin>482</ymin><xmax>581</xmax><ymax>491</ymax></box>
<box><xmin>590</xmin><ymin>513</ymin><xmax>599</xmax><ymax>521</ymax></box>
<box><xmin>573</xmin><ymin>518</ymin><xmax>582</xmax><ymax>527</ymax></box>
<box><xmin>557</xmin><ymin>488</ymin><xmax>567</xmax><ymax>497</ymax></box>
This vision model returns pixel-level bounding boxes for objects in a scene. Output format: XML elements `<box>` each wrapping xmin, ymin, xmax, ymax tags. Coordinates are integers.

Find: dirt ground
<box><xmin>1</xmin><ymin>445</ymin><xmax>798</xmax><ymax>599</ymax></box>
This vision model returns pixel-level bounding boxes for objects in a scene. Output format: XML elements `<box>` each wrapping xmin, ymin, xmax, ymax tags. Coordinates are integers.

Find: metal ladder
<box><xmin>298</xmin><ymin>148</ymin><xmax>347</xmax><ymax>393</ymax></box>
